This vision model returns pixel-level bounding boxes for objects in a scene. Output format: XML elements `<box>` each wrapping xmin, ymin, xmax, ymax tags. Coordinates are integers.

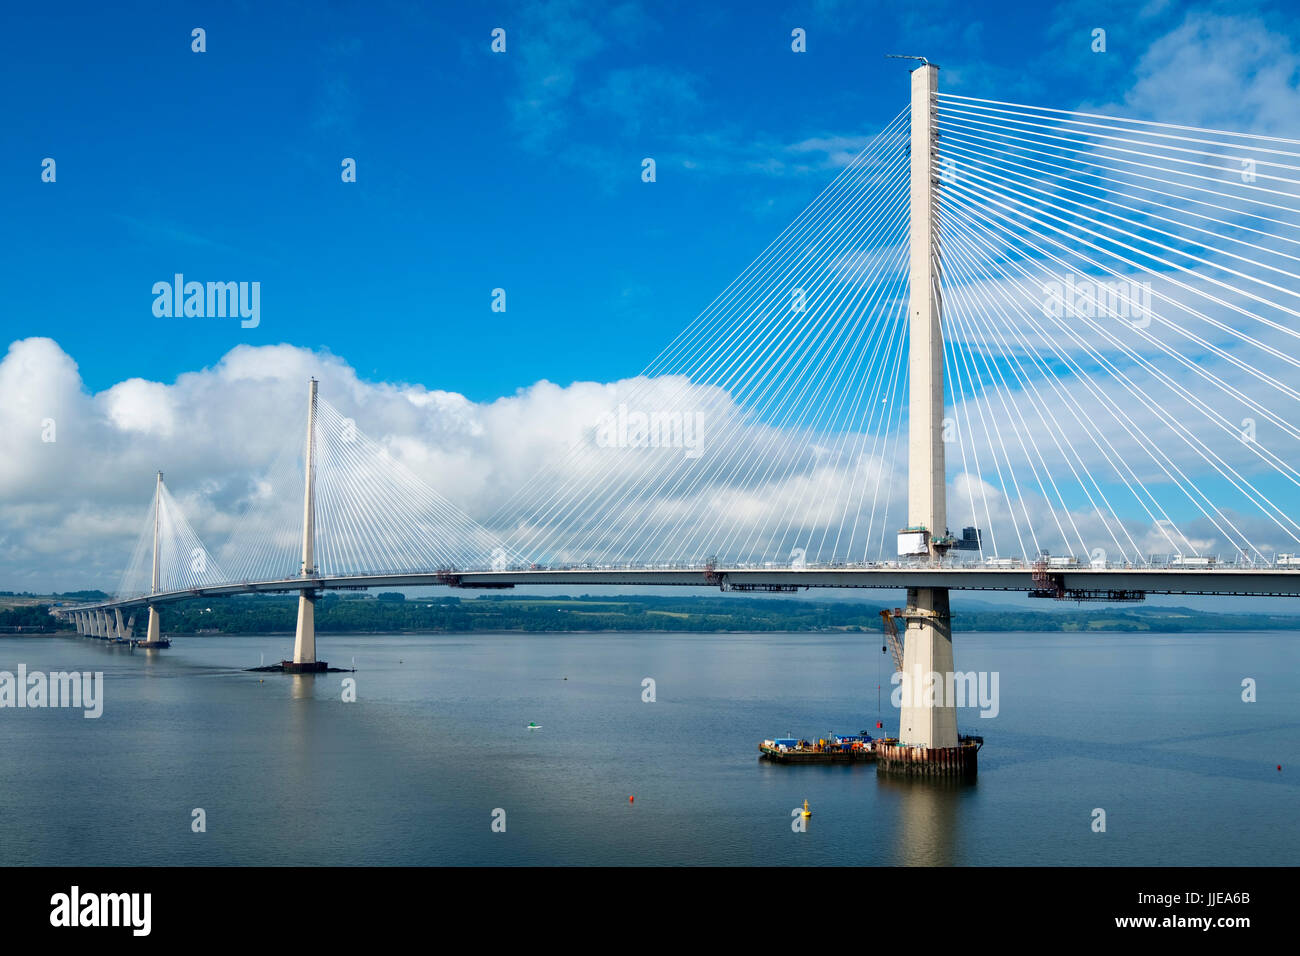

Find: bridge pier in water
<box><xmin>881</xmin><ymin>586</ymin><xmax>979</xmax><ymax>778</ymax></box>
<box><xmin>882</xmin><ymin>59</ymin><xmax>977</xmax><ymax>780</ymax></box>
<box><xmin>291</xmin><ymin>592</ymin><xmax>319</xmax><ymax>669</ymax></box>
<box><xmin>898</xmin><ymin>587</ymin><xmax>956</xmax><ymax>747</ymax></box>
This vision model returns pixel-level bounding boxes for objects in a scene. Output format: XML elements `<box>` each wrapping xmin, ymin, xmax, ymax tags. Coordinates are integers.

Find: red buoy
<box><xmin>1278</xmin><ymin>765</ymin><xmax>1283</xmax><ymax>772</ymax></box>
<box><xmin>629</xmin><ymin>795</ymin><xmax>634</xmax><ymax>803</ymax></box>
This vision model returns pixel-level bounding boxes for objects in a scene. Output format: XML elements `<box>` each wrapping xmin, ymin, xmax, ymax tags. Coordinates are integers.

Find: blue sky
<box><xmin>6</xmin><ymin>0</ymin><xmax>1291</xmax><ymax>399</ymax></box>
<box><xmin>3</xmin><ymin>0</ymin><xmax>1300</xmax><ymax>593</ymax></box>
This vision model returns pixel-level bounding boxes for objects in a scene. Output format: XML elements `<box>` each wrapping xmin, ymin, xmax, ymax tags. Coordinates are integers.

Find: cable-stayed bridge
<box><xmin>54</xmin><ymin>65</ymin><xmax>1300</xmax><ymax>775</ymax></box>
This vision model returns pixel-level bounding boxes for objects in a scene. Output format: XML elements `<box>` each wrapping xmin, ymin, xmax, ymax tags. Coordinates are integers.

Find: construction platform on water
<box><xmin>759</xmin><ymin>734</ymin><xmax>880</xmax><ymax>764</ymax></box>
<box><xmin>759</xmin><ymin>732</ymin><xmax>985</xmax><ymax>778</ymax></box>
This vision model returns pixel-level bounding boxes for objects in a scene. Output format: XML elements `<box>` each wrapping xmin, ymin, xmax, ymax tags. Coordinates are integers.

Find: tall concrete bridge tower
<box><xmin>287</xmin><ymin>377</ymin><xmax>327</xmax><ymax>672</ymax></box>
<box><xmin>879</xmin><ymin>61</ymin><xmax>977</xmax><ymax>778</ymax></box>
<box><xmin>145</xmin><ymin>470</ymin><xmax>163</xmax><ymax>643</ymax></box>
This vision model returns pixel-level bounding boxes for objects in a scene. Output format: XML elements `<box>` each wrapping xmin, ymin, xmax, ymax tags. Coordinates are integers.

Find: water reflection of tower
<box><xmin>288</xmin><ymin>673</ymin><xmax>314</xmax><ymax>702</ymax></box>
<box><xmin>284</xmin><ymin>675</ymin><xmax>316</xmax><ymax>755</ymax></box>
<box><xmin>877</xmin><ymin>774</ymin><xmax>965</xmax><ymax>866</ymax></box>
<box><xmin>270</xmin><ymin>674</ymin><xmax>326</xmax><ymax>844</ymax></box>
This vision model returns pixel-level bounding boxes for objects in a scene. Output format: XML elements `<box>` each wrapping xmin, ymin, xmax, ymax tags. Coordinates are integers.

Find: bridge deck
<box><xmin>56</xmin><ymin>565</ymin><xmax>1300</xmax><ymax>613</ymax></box>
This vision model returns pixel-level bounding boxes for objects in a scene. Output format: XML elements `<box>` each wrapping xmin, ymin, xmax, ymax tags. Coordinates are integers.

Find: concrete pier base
<box><xmin>897</xmin><ymin>587</ymin><xmax>958</xmax><ymax>750</ymax></box>
<box><xmin>881</xmin><ymin>588</ymin><xmax>977</xmax><ymax>779</ymax></box>
<box><xmin>876</xmin><ymin>738</ymin><xmax>980</xmax><ymax>779</ymax></box>
<box><xmin>281</xmin><ymin>660</ymin><xmax>328</xmax><ymax>673</ymax></box>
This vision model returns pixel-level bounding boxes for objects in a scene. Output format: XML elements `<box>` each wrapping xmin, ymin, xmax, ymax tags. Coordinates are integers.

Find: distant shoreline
<box><xmin>36</xmin><ymin>625</ymin><xmax>1300</xmax><ymax>638</ymax></box>
<box><xmin>10</xmin><ymin>592</ymin><xmax>1300</xmax><ymax>638</ymax></box>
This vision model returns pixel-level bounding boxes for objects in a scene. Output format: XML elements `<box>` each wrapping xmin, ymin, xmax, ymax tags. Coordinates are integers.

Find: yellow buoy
<box><xmin>802</xmin><ymin>799</ymin><xmax>812</xmax><ymax>818</ymax></box>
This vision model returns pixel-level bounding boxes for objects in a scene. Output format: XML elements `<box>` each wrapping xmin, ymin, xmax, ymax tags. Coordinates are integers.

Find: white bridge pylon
<box><xmin>292</xmin><ymin>378</ymin><xmax>320</xmax><ymax>665</ymax></box>
<box><xmin>113</xmin><ymin>469</ymin><xmax>228</xmax><ymax>643</ymax></box>
<box><xmin>113</xmin><ymin>377</ymin><xmax>519</xmax><ymax>665</ymax></box>
<box><xmin>899</xmin><ymin>62</ymin><xmax>959</xmax><ymax>752</ymax></box>
<box><xmin>280</xmin><ymin>377</ymin><xmax>521</xmax><ymax>663</ymax></box>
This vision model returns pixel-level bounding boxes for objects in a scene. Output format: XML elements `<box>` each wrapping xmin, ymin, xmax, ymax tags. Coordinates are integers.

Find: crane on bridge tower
<box><xmin>880</xmin><ymin>608</ymin><xmax>904</xmax><ymax>672</ymax></box>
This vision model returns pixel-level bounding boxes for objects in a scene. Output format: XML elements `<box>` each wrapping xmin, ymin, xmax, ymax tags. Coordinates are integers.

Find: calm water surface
<box><xmin>1</xmin><ymin>630</ymin><xmax>1296</xmax><ymax>865</ymax></box>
